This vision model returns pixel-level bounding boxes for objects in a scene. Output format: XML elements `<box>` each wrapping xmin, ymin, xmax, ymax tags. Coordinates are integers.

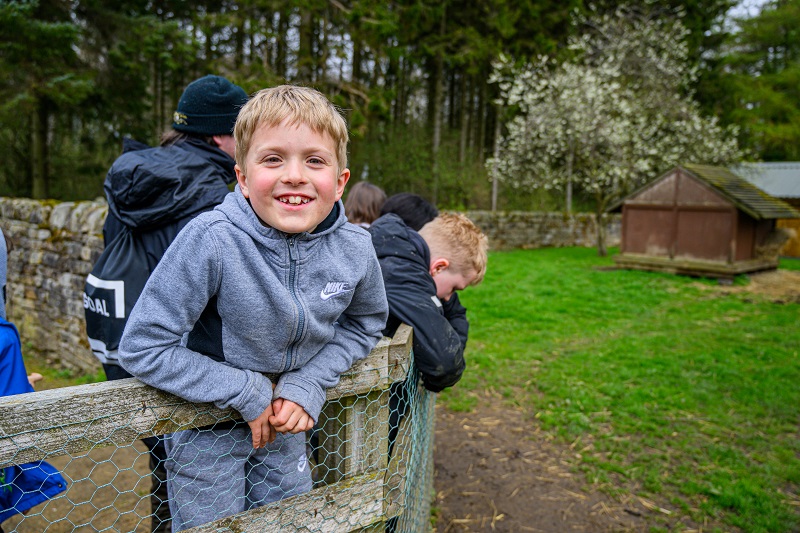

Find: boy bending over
<box><xmin>369</xmin><ymin>210</ymin><xmax>487</xmax><ymax>418</ymax></box>
<box><xmin>119</xmin><ymin>85</ymin><xmax>388</xmax><ymax>531</ymax></box>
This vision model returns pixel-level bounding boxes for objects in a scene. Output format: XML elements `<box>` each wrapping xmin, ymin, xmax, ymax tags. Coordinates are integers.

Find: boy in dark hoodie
<box><xmin>118</xmin><ymin>85</ymin><xmax>388</xmax><ymax>531</ymax></box>
<box><xmin>369</xmin><ymin>210</ymin><xmax>488</xmax><ymax>455</ymax></box>
<box><xmin>370</xmin><ymin>211</ymin><xmax>487</xmax><ymax>393</ymax></box>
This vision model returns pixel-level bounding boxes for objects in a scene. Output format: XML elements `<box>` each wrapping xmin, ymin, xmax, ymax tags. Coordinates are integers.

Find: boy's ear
<box><xmin>335</xmin><ymin>168</ymin><xmax>350</xmax><ymax>201</ymax></box>
<box><xmin>235</xmin><ymin>164</ymin><xmax>249</xmax><ymax>198</ymax></box>
<box><xmin>429</xmin><ymin>258</ymin><xmax>449</xmax><ymax>276</ymax></box>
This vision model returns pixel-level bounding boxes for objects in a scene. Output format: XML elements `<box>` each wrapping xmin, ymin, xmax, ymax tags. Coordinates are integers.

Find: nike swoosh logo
<box><xmin>320</xmin><ymin>289</ymin><xmax>348</xmax><ymax>300</ymax></box>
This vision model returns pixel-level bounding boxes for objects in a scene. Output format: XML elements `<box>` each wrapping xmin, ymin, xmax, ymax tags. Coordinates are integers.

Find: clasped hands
<box><xmin>247</xmin><ymin>397</ymin><xmax>313</xmax><ymax>449</ymax></box>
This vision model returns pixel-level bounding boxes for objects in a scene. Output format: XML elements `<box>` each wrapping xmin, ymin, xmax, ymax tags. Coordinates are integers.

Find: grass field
<box><xmin>441</xmin><ymin>247</ymin><xmax>800</xmax><ymax>533</ymax></box>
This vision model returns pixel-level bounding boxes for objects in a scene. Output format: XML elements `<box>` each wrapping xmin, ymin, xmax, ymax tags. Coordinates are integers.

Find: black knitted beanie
<box><xmin>172</xmin><ymin>75</ymin><xmax>248</xmax><ymax>136</ymax></box>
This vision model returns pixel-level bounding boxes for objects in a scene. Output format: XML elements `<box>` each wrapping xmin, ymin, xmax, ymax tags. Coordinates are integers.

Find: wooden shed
<box><xmin>610</xmin><ymin>164</ymin><xmax>800</xmax><ymax>278</ymax></box>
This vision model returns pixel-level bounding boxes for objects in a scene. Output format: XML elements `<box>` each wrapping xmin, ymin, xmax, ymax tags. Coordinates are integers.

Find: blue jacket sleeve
<box><xmin>0</xmin><ymin>320</ymin><xmax>35</xmax><ymax>397</ymax></box>
<box><xmin>0</xmin><ymin>325</ymin><xmax>67</xmax><ymax>522</ymax></box>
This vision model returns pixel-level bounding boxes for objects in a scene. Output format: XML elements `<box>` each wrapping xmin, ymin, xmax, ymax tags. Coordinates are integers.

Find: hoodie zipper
<box><xmin>284</xmin><ymin>237</ymin><xmax>306</xmax><ymax>371</ymax></box>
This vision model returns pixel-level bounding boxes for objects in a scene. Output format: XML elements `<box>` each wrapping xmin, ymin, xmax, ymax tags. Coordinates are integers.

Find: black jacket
<box><xmin>85</xmin><ymin>137</ymin><xmax>235</xmax><ymax>366</ymax></box>
<box><xmin>103</xmin><ymin>137</ymin><xmax>235</xmax><ymax>257</ymax></box>
<box><xmin>369</xmin><ymin>214</ymin><xmax>468</xmax><ymax>392</ymax></box>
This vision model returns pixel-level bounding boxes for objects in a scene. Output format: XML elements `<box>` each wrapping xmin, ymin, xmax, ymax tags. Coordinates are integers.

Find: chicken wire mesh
<box><xmin>0</xmin><ymin>332</ymin><xmax>435</xmax><ymax>532</ymax></box>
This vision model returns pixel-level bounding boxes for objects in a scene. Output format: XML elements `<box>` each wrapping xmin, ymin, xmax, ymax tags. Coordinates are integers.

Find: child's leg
<box><xmin>146</xmin><ymin>438</ymin><xmax>171</xmax><ymax>533</ymax></box>
<box><xmin>246</xmin><ymin>431</ymin><xmax>312</xmax><ymax>508</ymax></box>
<box><xmin>164</xmin><ymin>427</ymin><xmax>251</xmax><ymax>531</ymax></box>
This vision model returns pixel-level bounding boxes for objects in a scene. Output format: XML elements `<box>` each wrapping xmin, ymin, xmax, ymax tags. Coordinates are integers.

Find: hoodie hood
<box><xmin>369</xmin><ymin>213</ymin><xmax>430</xmax><ymax>270</ymax></box>
<box><xmin>105</xmin><ymin>137</ymin><xmax>235</xmax><ymax>230</ymax></box>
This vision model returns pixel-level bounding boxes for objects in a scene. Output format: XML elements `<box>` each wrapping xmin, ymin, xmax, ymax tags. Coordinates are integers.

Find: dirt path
<box><xmin>432</xmin><ymin>400</ymin><xmax>708</xmax><ymax>533</ymax></box>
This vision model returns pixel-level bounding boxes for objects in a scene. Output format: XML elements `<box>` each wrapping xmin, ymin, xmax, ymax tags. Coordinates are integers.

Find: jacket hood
<box><xmin>105</xmin><ymin>138</ymin><xmax>235</xmax><ymax>230</ymax></box>
<box><xmin>369</xmin><ymin>213</ymin><xmax>430</xmax><ymax>269</ymax></box>
<box><xmin>216</xmin><ymin>185</ymin><xmax>348</xmax><ymax>243</ymax></box>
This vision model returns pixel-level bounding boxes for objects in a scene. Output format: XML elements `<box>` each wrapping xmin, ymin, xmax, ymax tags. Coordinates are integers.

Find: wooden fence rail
<box><xmin>0</xmin><ymin>325</ymin><xmax>416</xmax><ymax>533</ymax></box>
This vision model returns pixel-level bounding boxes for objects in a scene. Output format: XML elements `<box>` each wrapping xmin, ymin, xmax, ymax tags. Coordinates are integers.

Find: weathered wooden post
<box><xmin>317</xmin><ymin>324</ymin><xmax>412</xmax><ymax>485</ymax></box>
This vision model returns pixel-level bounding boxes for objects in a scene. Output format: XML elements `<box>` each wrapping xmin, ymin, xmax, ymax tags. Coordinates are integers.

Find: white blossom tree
<box><xmin>489</xmin><ymin>5</ymin><xmax>744</xmax><ymax>255</ymax></box>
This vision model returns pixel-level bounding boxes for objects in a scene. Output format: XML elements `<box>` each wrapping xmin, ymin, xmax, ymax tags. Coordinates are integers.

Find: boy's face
<box><xmin>235</xmin><ymin>120</ymin><xmax>349</xmax><ymax>234</ymax></box>
<box><xmin>430</xmin><ymin>259</ymin><xmax>477</xmax><ymax>302</ymax></box>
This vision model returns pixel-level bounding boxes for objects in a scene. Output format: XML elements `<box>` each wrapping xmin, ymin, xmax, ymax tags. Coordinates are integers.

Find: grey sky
<box><xmin>727</xmin><ymin>0</ymin><xmax>770</xmax><ymax>19</ymax></box>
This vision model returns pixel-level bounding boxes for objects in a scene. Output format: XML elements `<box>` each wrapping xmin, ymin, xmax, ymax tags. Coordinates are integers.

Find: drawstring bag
<box><xmin>83</xmin><ymin>228</ymin><xmax>151</xmax><ymax>365</ymax></box>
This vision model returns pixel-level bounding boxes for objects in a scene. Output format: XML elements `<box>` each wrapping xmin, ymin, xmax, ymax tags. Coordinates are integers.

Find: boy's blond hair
<box><xmin>419</xmin><ymin>213</ymin><xmax>488</xmax><ymax>285</ymax></box>
<box><xmin>234</xmin><ymin>85</ymin><xmax>349</xmax><ymax>174</ymax></box>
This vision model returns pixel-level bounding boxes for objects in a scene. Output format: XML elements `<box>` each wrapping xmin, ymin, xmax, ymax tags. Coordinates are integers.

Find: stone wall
<box><xmin>0</xmin><ymin>197</ymin><xmax>620</xmax><ymax>373</ymax></box>
<box><xmin>464</xmin><ymin>210</ymin><xmax>620</xmax><ymax>251</ymax></box>
<box><xmin>1</xmin><ymin>198</ymin><xmax>107</xmax><ymax>373</ymax></box>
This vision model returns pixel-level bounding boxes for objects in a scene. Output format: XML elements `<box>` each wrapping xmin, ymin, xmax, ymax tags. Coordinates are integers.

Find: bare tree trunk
<box><xmin>312</xmin><ymin>14</ymin><xmax>329</xmax><ymax>81</ymax></box>
<box><xmin>431</xmin><ymin>72</ymin><xmax>443</xmax><ymax>204</ymax></box>
<box><xmin>491</xmin><ymin>103</ymin><xmax>501</xmax><ymax>213</ymax></box>
<box><xmin>566</xmin><ymin>140</ymin><xmax>574</xmax><ymax>215</ymax></box>
<box><xmin>204</xmin><ymin>28</ymin><xmax>213</xmax><ymax>64</ymax></box>
<box><xmin>298</xmin><ymin>10</ymin><xmax>314</xmax><ymax>82</ymax></box>
<box><xmin>596</xmin><ymin>193</ymin><xmax>607</xmax><ymax>257</ymax></box>
<box><xmin>370</xmin><ymin>49</ymin><xmax>381</xmax><ymax>87</ymax></box>
<box><xmin>250</xmin><ymin>16</ymin><xmax>259</xmax><ymax>68</ymax></box>
<box><xmin>398</xmin><ymin>57</ymin><xmax>409</xmax><ymax>127</ymax></box>
<box><xmin>448</xmin><ymin>70</ymin><xmax>457</xmax><ymax>129</ymax></box>
<box><xmin>388</xmin><ymin>53</ymin><xmax>399</xmax><ymax>124</ymax></box>
<box><xmin>259</xmin><ymin>15</ymin><xmax>269</xmax><ymax>70</ymax></box>
<box><xmin>476</xmin><ymin>77</ymin><xmax>487</xmax><ymax>162</ymax></box>
<box><xmin>276</xmin><ymin>10</ymin><xmax>288</xmax><ymax>79</ymax></box>
<box><xmin>151</xmin><ymin>54</ymin><xmax>159</xmax><ymax>138</ymax></box>
<box><xmin>32</xmin><ymin>99</ymin><xmax>49</xmax><ymax>199</ymax></box>
<box><xmin>235</xmin><ymin>14</ymin><xmax>245</xmax><ymax>69</ymax></box>
<box><xmin>458</xmin><ymin>72</ymin><xmax>468</xmax><ymax>165</ymax></box>
<box><xmin>158</xmin><ymin>59</ymin><xmax>166</xmax><ymax>135</ymax></box>
<box><xmin>431</xmin><ymin>78</ymin><xmax>444</xmax><ymax>204</ymax></box>
<box><xmin>352</xmin><ymin>38</ymin><xmax>363</xmax><ymax>85</ymax></box>
<box><xmin>430</xmin><ymin>6</ymin><xmax>446</xmax><ymax>205</ymax></box>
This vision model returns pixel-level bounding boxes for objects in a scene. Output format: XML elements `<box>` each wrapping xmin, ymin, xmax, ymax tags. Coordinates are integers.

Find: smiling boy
<box><xmin>118</xmin><ymin>85</ymin><xmax>388</xmax><ymax>531</ymax></box>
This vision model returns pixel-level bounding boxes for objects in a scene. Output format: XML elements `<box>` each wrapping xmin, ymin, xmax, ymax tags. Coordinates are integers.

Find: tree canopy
<box><xmin>699</xmin><ymin>0</ymin><xmax>800</xmax><ymax>160</ymax></box>
<box><xmin>0</xmin><ymin>0</ymin><xmax>787</xmax><ymax>211</ymax></box>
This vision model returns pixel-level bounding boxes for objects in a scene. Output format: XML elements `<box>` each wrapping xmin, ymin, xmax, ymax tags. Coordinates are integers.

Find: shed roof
<box><xmin>607</xmin><ymin>164</ymin><xmax>800</xmax><ymax>219</ymax></box>
<box><xmin>730</xmin><ymin>162</ymin><xmax>800</xmax><ymax>198</ymax></box>
<box><xmin>682</xmin><ymin>164</ymin><xmax>800</xmax><ymax>220</ymax></box>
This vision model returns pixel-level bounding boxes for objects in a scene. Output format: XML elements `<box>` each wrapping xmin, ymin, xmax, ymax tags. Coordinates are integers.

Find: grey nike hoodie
<box><xmin>118</xmin><ymin>186</ymin><xmax>388</xmax><ymax>423</ymax></box>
